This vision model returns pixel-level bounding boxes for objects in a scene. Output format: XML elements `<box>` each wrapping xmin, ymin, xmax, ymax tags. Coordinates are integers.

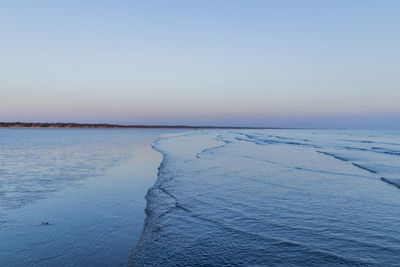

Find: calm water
<box><xmin>0</xmin><ymin>129</ymin><xmax>177</xmax><ymax>266</ymax></box>
<box><xmin>131</xmin><ymin>130</ymin><xmax>400</xmax><ymax>266</ymax></box>
<box><xmin>2</xmin><ymin>129</ymin><xmax>400</xmax><ymax>266</ymax></box>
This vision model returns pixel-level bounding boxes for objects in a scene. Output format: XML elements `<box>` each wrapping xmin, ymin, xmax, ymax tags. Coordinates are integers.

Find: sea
<box><xmin>1</xmin><ymin>129</ymin><xmax>400</xmax><ymax>266</ymax></box>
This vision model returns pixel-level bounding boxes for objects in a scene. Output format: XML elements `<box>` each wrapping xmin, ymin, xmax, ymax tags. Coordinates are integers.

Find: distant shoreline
<box><xmin>0</xmin><ymin>122</ymin><xmax>273</xmax><ymax>129</ymax></box>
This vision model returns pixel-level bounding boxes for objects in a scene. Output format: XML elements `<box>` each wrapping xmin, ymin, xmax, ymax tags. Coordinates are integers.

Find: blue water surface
<box><xmin>0</xmin><ymin>129</ymin><xmax>177</xmax><ymax>266</ymax></box>
<box><xmin>2</xmin><ymin>129</ymin><xmax>400</xmax><ymax>266</ymax></box>
<box><xmin>131</xmin><ymin>130</ymin><xmax>400</xmax><ymax>266</ymax></box>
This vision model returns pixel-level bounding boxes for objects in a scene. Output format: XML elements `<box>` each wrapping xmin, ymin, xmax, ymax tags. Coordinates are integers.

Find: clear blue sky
<box><xmin>1</xmin><ymin>0</ymin><xmax>399</xmax><ymax>128</ymax></box>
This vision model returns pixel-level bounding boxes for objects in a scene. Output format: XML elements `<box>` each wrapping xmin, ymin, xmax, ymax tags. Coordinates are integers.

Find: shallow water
<box><xmin>0</xmin><ymin>129</ymin><xmax>176</xmax><ymax>266</ymax></box>
<box><xmin>2</xmin><ymin>129</ymin><xmax>400</xmax><ymax>266</ymax></box>
<box><xmin>131</xmin><ymin>130</ymin><xmax>400</xmax><ymax>266</ymax></box>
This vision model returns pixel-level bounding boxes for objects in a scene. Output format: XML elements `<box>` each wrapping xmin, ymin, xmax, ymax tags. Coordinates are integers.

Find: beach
<box><xmin>0</xmin><ymin>129</ymin><xmax>177</xmax><ymax>266</ymax></box>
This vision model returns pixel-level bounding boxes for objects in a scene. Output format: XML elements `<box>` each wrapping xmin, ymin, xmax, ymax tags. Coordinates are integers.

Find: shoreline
<box><xmin>0</xmin><ymin>122</ymin><xmax>273</xmax><ymax>129</ymax></box>
<box><xmin>129</xmin><ymin>131</ymin><xmax>225</xmax><ymax>265</ymax></box>
<box><xmin>129</xmin><ymin>137</ymin><xmax>167</xmax><ymax>265</ymax></box>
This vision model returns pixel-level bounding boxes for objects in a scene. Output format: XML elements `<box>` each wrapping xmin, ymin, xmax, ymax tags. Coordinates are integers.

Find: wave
<box><xmin>351</xmin><ymin>163</ymin><xmax>377</xmax><ymax>174</ymax></box>
<box><xmin>381</xmin><ymin>177</ymin><xmax>400</xmax><ymax>189</ymax></box>
<box><xmin>130</xmin><ymin>130</ymin><xmax>400</xmax><ymax>266</ymax></box>
<box><xmin>317</xmin><ymin>151</ymin><xmax>349</xmax><ymax>162</ymax></box>
<box><xmin>371</xmin><ymin>147</ymin><xmax>400</xmax><ymax>156</ymax></box>
<box><xmin>130</xmin><ymin>133</ymin><xmax>224</xmax><ymax>266</ymax></box>
<box><xmin>235</xmin><ymin>133</ymin><xmax>320</xmax><ymax>148</ymax></box>
<box><xmin>293</xmin><ymin>167</ymin><xmax>373</xmax><ymax>179</ymax></box>
<box><xmin>129</xmin><ymin>141</ymin><xmax>170</xmax><ymax>266</ymax></box>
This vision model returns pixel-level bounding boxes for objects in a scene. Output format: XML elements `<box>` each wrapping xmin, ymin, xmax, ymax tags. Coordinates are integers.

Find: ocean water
<box><xmin>131</xmin><ymin>130</ymin><xmax>400</xmax><ymax>266</ymax></box>
<box><xmin>0</xmin><ymin>129</ymin><xmax>177</xmax><ymax>266</ymax></box>
<box><xmin>2</xmin><ymin>129</ymin><xmax>400</xmax><ymax>266</ymax></box>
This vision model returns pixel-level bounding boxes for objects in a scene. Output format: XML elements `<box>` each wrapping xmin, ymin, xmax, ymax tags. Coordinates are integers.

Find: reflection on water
<box><xmin>2</xmin><ymin>129</ymin><xmax>400</xmax><ymax>266</ymax></box>
<box><xmin>0</xmin><ymin>129</ymin><xmax>175</xmax><ymax>266</ymax></box>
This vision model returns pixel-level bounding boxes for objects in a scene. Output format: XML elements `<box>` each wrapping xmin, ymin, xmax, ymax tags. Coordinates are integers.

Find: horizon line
<box><xmin>0</xmin><ymin>121</ymin><xmax>311</xmax><ymax>130</ymax></box>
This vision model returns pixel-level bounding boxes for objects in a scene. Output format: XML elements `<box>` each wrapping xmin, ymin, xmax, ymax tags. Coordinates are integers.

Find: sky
<box><xmin>1</xmin><ymin>0</ymin><xmax>399</xmax><ymax>129</ymax></box>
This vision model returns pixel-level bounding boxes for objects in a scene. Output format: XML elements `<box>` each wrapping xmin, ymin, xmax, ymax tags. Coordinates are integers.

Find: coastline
<box><xmin>129</xmin><ymin>138</ymin><xmax>168</xmax><ymax>266</ymax></box>
<box><xmin>0</xmin><ymin>122</ymin><xmax>271</xmax><ymax>129</ymax></box>
<box><xmin>129</xmin><ymin>132</ymin><xmax>189</xmax><ymax>265</ymax></box>
<box><xmin>129</xmin><ymin>131</ymin><xmax>225</xmax><ymax>265</ymax></box>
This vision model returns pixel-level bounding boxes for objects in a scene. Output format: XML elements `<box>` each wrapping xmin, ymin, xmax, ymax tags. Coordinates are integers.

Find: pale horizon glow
<box><xmin>1</xmin><ymin>0</ymin><xmax>399</xmax><ymax>129</ymax></box>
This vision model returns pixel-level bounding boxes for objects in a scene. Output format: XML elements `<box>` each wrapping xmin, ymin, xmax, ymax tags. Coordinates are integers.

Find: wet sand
<box><xmin>0</xmin><ymin>129</ymin><xmax>173</xmax><ymax>266</ymax></box>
